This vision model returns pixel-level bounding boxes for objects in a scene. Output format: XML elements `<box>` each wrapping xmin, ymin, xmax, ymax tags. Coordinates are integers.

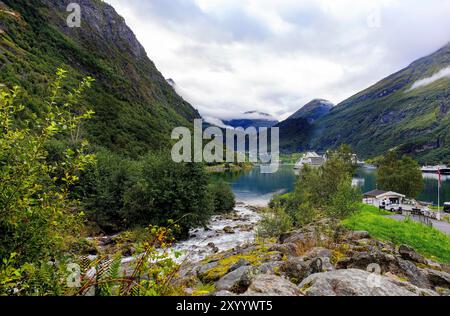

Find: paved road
<box><xmin>386</xmin><ymin>214</ymin><xmax>450</xmax><ymax>236</ymax></box>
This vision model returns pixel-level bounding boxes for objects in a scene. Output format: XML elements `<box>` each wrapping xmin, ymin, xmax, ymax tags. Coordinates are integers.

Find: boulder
<box><xmin>215</xmin><ymin>266</ymin><xmax>252</xmax><ymax>293</ymax></box>
<box><xmin>423</xmin><ymin>269</ymin><xmax>450</xmax><ymax>289</ymax></box>
<box><xmin>304</xmin><ymin>247</ymin><xmax>333</xmax><ymax>260</ymax></box>
<box><xmin>223</xmin><ymin>226</ymin><xmax>235</xmax><ymax>234</ymax></box>
<box><xmin>344</xmin><ymin>231</ymin><xmax>370</xmax><ymax>241</ymax></box>
<box><xmin>398</xmin><ymin>245</ymin><xmax>427</xmax><ymax>264</ymax></box>
<box><xmin>269</xmin><ymin>243</ymin><xmax>299</xmax><ymax>257</ymax></box>
<box><xmin>228</xmin><ymin>259</ymin><xmax>250</xmax><ymax>272</ymax></box>
<box><xmin>243</xmin><ymin>275</ymin><xmax>301</xmax><ymax>296</ymax></box>
<box><xmin>197</xmin><ymin>261</ymin><xmax>218</xmax><ymax>280</ymax></box>
<box><xmin>279</xmin><ymin>257</ymin><xmax>323</xmax><ymax>284</ymax></box>
<box><xmin>299</xmin><ymin>269</ymin><xmax>420</xmax><ymax>296</ymax></box>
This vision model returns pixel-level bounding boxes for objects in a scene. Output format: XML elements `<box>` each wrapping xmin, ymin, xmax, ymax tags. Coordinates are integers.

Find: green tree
<box><xmin>377</xmin><ymin>151</ymin><xmax>423</xmax><ymax>198</ymax></box>
<box><xmin>122</xmin><ymin>153</ymin><xmax>214</xmax><ymax>236</ymax></box>
<box><xmin>276</xmin><ymin>146</ymin><xmax>361</xmax><ymax>227</ymax></box>
<box><xmin>0</xmin><ymin>68</ymin><xmax>95</xmax><ymax>264</ymax></box>
<box><xmin>208</xmin><ymin>180</ymin><xmax>235</xmax><ymax>213</ymax></box>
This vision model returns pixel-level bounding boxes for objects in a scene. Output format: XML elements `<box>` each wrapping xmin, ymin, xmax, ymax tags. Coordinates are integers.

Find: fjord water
<box><xmin>216</xmin><ymin>165</ymin><xmax>450</xmax><ymax>205</ymax></box>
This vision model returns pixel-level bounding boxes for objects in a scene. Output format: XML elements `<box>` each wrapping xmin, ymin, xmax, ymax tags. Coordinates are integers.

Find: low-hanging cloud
<box><xmin>408</xmin><ymin>66</ymin><xmax>450</xmax><ymax>91</ymax></box>
<box><xmin>106</xmin><ymin>0</ymin><xmax>450</xmax><ymax>121</ymax></box>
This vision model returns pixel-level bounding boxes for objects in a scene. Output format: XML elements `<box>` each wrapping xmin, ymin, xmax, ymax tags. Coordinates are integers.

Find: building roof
<box><xmin>364</xmin><ymin>189</ymin><xmax>387</xmax><ymax>197</ymax></box>
<box><xmin>364</xmin><ymin>190</ymin><xmax>406</xmax><ymax>199</ymax></box>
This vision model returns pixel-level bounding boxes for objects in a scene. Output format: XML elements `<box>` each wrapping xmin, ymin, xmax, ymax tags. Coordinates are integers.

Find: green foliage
<box><xmin>343</xmin><ymin>204</ymin><xmax>450</xmax><ymax>263</ymax></box>
<box><xmin>208</xmin><ymin>180</ymin><xmax>236</xmax><ymax>213</ymax></box>
<box><xmin>267</xmin><ymin>146</ymin><xmax>361</xmax><ymax>228</ymax></box>
<box><xmin>1</xmin><ymin>0</ymin><xmax>200</xmax><ymax>158</ymax></box>
<box><xmin>1</xmin><ymin>225</ymin><xmax>184</xmax><ymax>296</ymax></box>
<box><xmin>377</xmin><ymin>151</ymin><xmax>424</xmax><ymax>198</ymax></box>
<box><xmin>256</xmin><ymin>205</ymin><xmax>293</xmax><ymax>238</ymax></box>
<box><xmin>0</xmin><ymin>69</ymin><xmax>95</xmax><ymax>264</ymax></box>
<box><xmin>121</xmin><ymin>153</ymin><xmax>214</xmax><ymax>236</ymax></box>
<box><xmin>327</xmin><ymin>177</ymin><xmax>361</xmax><ymax>219</ymax></box>
<box><xmin>74</xmin><ymin>149</ymin><xmax>139</xmax><ymax>232</ymax></box>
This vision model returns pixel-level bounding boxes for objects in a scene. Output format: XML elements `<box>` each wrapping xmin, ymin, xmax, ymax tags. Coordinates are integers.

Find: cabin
<box><xmin>363</xmin><ymin>190</ymin><xmax>406</xmax><ymax>208</ymax></box>
<box><xmin>294</xmin><ymin>152</ymin><xmax>326</xmax><ymax>169</ymax></box>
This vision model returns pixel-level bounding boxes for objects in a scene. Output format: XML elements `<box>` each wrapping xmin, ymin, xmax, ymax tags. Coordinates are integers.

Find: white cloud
<box><xmin>106</xmin><ymin>0</ymin><xmax>450</xmax><ymax>121</ymax></box>
<box><xmin>409</xmin><ymin>66</ymin><xmax>450</xmax><ymax>91</ymax></box>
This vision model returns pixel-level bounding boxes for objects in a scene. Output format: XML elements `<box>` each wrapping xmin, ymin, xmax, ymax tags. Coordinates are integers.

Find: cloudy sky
<box><xmin>106</xmin><ymin>0</ymin><xmax>450</xmax><ymax>121</ymax></box>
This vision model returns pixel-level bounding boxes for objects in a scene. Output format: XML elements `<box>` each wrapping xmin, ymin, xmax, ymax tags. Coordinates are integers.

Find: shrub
<box><xmin>122</xmin><ymin>153</ymin><xmax>213</xmax><ymax>236</ymax></box>
<box><xmin>257</xmin><ymin>205</ymin><xmax>293</xmax><ymax>238</ymax></box>
<box><xmin>0</xmin><ymin>69</ymin><xmax>95</xmax><ymax>264</ymax></box>
<box><xmin>75</xmin><ymin>149</ymin><xmax>139</xmax><ymax>232</ymax></box>
<box><xmin>208</xmin><ymin>180</ymin><xmax>235</xmax><ymax>213</ymax></box>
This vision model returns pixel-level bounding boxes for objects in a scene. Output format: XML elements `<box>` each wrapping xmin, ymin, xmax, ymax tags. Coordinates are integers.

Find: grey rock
<box><xmin>228</xmin><ymin>259</ymin><xmax>250</xmax><ymax>273</ymax></box>
<box><xmin>213</xmin><ymin>290</ymin><xmax>236</xmax><ymax>296</ymax></box>
<box><xmin>269</xmin><ymin>243</ymin><xmax>299</xmax><ymax>257</ymax></box>
<box><xmin>398</xmin><ymin>245</ymin><xmax>427</xmax><ymax>264</ymax></box>
<box><xmin>345</xmin><ymin>231</ymin><xmax>370</xmax><ymax>241</ymax></box>
<box><xmin>304</xmin><ymin>247</ymin><xmax>333</xmax><ymax>260</ymax></box>
<box><xmin>215</xmin><ymin>266</ymin><xmax>252</xmax><ymax>293</ymax></box>
<box><xmin>299</xmin><ymin>269</ymin><xmax>419</xmax><ymax>296</ymax></box>
<box><xmin>243</xmin><ymin>275</ymin><xmax>301</xmax><ymax>296</ymax></box>
<box><xmin>197</xmin><ymin>261</ymin><xmax>218</xmax><ymax>279</ymax></box>
<box><xmin>423</xmin><ymin>269</ymin><xmax>450</xmax><ymax>289</ymax></box>
<box><xmin>280</xmin><ymin>257</ymin><xmax>323</xmax><ymax>284</ymax></box>
<box><xmin>223</xmin><ymin>226</ymin><xmax>235</xmax><ymax>234</ymax></box>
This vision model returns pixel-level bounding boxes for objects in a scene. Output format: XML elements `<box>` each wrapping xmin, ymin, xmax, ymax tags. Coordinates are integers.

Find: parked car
<box><xmin>444</xmin><ymin>202</ymin><xmax>450</xmax><ymax>213</ymax></box>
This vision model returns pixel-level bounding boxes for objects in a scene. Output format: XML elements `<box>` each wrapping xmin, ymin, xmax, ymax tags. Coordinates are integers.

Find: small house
<box><xmin>363</xmin><ymin>190</ymin><xmax>406</xmax><ymax>208</ymax></box>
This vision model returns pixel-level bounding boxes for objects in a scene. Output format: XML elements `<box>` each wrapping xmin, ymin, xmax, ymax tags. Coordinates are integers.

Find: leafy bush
<box><xmin>267</xmin><ymin>145</ymin><xmax>361</xmax><ymax>229</ymax></box>
<box><xmin>257</xmin><ymin>205</ymin><xmax>293</xmax><ymax>238</ymax></box>
<box><xmin>75</xmin><ymin>149</ymin><xmax>139</xmax><ymax>232</ymax></box>
<box><xmin>122</xmin><ymin>153</ymin><xmax>214</xmax><ymax>236</ymax></box>
<box><xmin>208</xmin><ymin>181</ymin><xmax>235</xmax><ymax>213</ymax></box>
<box><xmin>0</xmin><ymin>69</ymin><xmax>95</xmax><ymax>264</ymax></box>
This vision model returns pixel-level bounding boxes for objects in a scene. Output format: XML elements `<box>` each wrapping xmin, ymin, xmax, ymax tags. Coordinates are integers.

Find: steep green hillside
<box><xmin>0</xmin><ymin>0</ymin><xmax>200</xmax><ymax>157</ymax></box>
<box><xmin>311</xmin><ymin>43</ymin><xmax>450</xmax><ymax>163</ymax></box>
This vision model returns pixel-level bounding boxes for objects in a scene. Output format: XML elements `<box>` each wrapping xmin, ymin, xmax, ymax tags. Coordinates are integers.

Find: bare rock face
<box><xmin>41</xmin><ymin>0</ymin><xmax>145</xmax><ymax>59</ymax></box>
<box><xmin>243</xmin><ymin>275</ymin><xmax>302</xmax><ymax>296</ymax></box>
<box><xmin>299</xmin><ymin>269</ymin><xmax>433</xmax><ymax>296</ymax></box>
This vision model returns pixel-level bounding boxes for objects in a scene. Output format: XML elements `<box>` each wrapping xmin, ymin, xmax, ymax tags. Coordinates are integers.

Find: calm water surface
<box><xmin>215</xmin><ymin>165</ymin><xmax>450</xmax><ymax>206</ymax></box>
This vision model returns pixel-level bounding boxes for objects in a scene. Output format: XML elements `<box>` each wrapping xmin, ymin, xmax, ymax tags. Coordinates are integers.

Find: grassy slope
<box><xmin>343</xmin><ymin>204</ymin><xmax>450</xmax><ymax>263</ymax></box>
<box><xmin>0</xmin><ymin>0</ymin><xmax>200</xmax><ymax>157</ymax></box>
<box><xmin>311</xmin><ymin>44</ymin><xmax>450</xmax><ymax>164</ymax></box>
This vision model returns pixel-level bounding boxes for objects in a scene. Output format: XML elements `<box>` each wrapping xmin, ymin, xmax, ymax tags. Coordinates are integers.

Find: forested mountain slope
<box><xmin>0</xmin><ymin>0</ymin><xmax>200</xmax><ymax>157</ymax></box>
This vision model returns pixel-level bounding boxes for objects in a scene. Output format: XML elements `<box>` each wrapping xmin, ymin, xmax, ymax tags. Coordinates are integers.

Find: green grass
<box><xmin>343</xmin><ymin>204</ymin><xmax>450</xmax><ymax>263</ymax></box>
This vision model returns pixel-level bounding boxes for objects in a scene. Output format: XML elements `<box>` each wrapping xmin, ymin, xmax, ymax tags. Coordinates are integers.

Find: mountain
<box><xmin>276</xmin><ymin>99</ymin><xmax>333</xmax><ymax>153</ymax></box>
<box><xmin>288</xmin><ymin>99</ymin><xmax>334</xmax><ymax>123</ymax></box>
<box><xmin>0</xmin><ymin>0</ymin><xmax>200</xmax><ymax>157</ymax></box>
<box><xmin>311</xmin><ymin>43</ymin><xmax>450</xmax><ymax>163</ymax></box>
<box><xmin>223</xmin><ymin>111</ymin><xmax>278</xmax><ymax>129</ymax></box>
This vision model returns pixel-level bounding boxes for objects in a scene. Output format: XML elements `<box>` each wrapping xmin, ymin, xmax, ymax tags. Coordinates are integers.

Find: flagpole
<box><xmin>438</xmin><ymin>167</ymin><xmax>441</xmax><ymax>213</ymax></box>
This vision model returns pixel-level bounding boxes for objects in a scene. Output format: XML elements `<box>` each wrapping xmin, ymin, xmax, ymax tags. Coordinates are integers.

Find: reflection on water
<box><xmin>212</xmin><ymin>165</ymin><xmax>296</xmax><ymax>206</ymax></box>
<box><xmin>355</xmin><ymin>168</ymin><xmax>450</xmax><ymax>204</ymax></box>
<box><xmin>215</xmin><ymin>165</ymin><xmax>450</xmax><ymax>206</ymax></box>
